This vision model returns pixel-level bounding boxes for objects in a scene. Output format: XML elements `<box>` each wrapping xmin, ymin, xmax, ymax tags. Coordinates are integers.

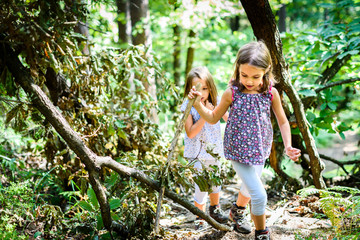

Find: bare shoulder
<box><xmin>271</xmin><ymin>86</ymin><xmax>279</xmax><ymax>96</ymax></box>
<box><xmin>222</xmin><ymin>88</ymin><xmax>233</xmax><ymax>101</ymax></box>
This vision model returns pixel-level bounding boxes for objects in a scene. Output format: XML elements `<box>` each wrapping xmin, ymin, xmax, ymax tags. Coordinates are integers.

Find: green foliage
<box><xmin>282</xmin><ymin>0</ymin><xmax>360</xmax><ymax>159</ymax></box>
<box><xmin>298</xmin><ymin>186</ymin><xmax>360</xmax><ymax>238</ymax></box>
<box><xmin>0</xmin><ymin>181</ymin><xmax>34</xmax><ymax>239</ymax></box>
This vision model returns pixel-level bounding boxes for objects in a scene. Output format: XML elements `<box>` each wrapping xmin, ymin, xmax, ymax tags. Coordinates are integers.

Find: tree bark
<box><xmin>0</xmin><ymin>41</ymin><xmax>231</xmax><ymax>233</ymax></box>
<box><xmin>240</xmin><ymin>0</ymin><xmax>326</xmax><ymax>189</ymax></box>
<box><xmin>278</xmin><ymin>4</ymin><xmax>286</xmax><ymax>33</ymax></box>
<box><xmin>117</xmin><ymin>0</ymin><xmax>132</xmax><ymax>45</ymax></box>
<box><xmin>129</xmin><ymin>0</ymin><xmax>158</xmax><ymax>123</ymax></box>
<box><xmin>173</xmin><ymin>24</ymin><xmax>181</xmax><ymax>87</ymax></box>
<box><xmin>230</xmin><ymin>16</ymin><xmax>240</xmax><ymax>33</ymax></box>
<box><xmin>130</xmin><ymin>0</ymin><xmax>150</xmax><ymax>47</ymax></box>
<box><xmin>316</xmin><ymin>54</ymin><xmax>352</xmax><ymax>85</ymax></box>
<box><xmin>98</xmin><ymin>157</ymin><xmax>232</xmax><ymax>231</ymax></box>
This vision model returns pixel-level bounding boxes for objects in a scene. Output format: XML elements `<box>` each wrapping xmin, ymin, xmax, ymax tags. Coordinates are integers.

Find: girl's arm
<box><xmin>188</xmin><ymin>87</ymin><xmax>232</xmax><ymax>124</ymax></box>
<box><xmin>271</xmin><ymin>87</ymin><xmax>301</xmax><ymax>161</ymax></box>
<box><xmin>184</xmin><ymin>114</ymin><xmax>206</xmax><ymax>139</ymax></box>
<box><xmin>184</xmin><ymin>100</ymin><xmax>214</xmax><ymax>138</ymax></box>
<box><xmin>222</xmin><ymin>111</ymin><xmax>229</xmax><ymax>122</ymax></box>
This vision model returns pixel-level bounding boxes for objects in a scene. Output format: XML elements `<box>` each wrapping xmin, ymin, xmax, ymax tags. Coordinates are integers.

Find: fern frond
<box><xmin>297</xmin><ymin>186</ymin><xmax>319</xmax><ymax>197</ymax></box>
<box><xmin>328</xmin><ymin>186</ymin><xmax>360</xmax><ymax>196</ymax></box>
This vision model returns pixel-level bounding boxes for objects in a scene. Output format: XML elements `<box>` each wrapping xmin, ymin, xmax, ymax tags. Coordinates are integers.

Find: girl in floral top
<box><xmin>188</xmin><ymin>41</ymin><xmax>301</xmax><ymax>240</ymax></box>
<box><xmin>182</xmin><ymin>66</ymin><xmax>228</xmax><ymax>230</ymax></box>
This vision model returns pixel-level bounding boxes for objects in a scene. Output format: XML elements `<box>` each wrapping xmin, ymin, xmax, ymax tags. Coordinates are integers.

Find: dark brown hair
<box><xmin>230</xmin><ymin>40</ymin><xmax>275</xmax><ymax>93</ymax></box>
<box><xmin>184</xmin><ymin>66</ymin><xmax>218</xmax><ymax>107</ymax></box>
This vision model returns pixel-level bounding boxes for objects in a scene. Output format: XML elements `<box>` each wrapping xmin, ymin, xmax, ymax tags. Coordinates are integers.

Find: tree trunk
<box><xmin>185</xmin><ymin>30</ymin><xmax>196</xmax><ymax>77</ymax></box>
<box><xmin>0</xmin><ymin>41</ymin><xmax>231</xmax><ymax>233</ymax></box>
<box><xmin>72</xmin><ymin>0</ymin><xmax>90</xmax><ymax>55</ymax></box>
<box><xmin>278</xmin><ymin>4</ymin><xmax>286</xmax><ymax>33</ymax></box>
<box><xmin>129</xmin><ymin>0</ymin><xmax>150</xmax><ymax>47</ymax></box>
<box><xmin>173</xmin><ymin>24</ymin><xmax>181</xmax><ymax>87</ymax></box>
<box><xmin>117</xmin><ymin>0</ymin><xmax>131</xmax><ymax>45</ymax></box>
<box><xmin>239</xmin><ymin>0</ymin><xmax>326</xmax><ymax>189</ymax></box>
<box><xmin>230</xmin><ymin>16</ymin><xmax>240</xmax><ymax>33</ymax></box>
<box><xmin>129</xmin><ymin>0</ymin><xmax>158</xmax><ymax>123</ymax></box>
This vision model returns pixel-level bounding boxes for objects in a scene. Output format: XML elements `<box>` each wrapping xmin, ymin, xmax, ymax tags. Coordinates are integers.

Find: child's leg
<box><xmin>236</xmin><ymin>192</ymin><xmax>250</xmax><ymax>207</ymax></box>
<box><xmin>252</xmin><ymin>213</ymin><xmax>266</xmax><ymax>230</ymax></box>
<box><xmin>231</xmin><ymin>162</ymin><xmax>267</xmax><ymax>231</ymax></box>
<box><xmin>206</xmin><ymin>160</ymin><xmax>228</xmax><ymax>223</ymax></box>
<box><xmin>194</xmin><ymin>160</ymin><xmax>208</xmax><ymax>211</ymax></box>
<box><xmin>209</xmin><ymin>192</ymin><xmax>220</xmax><ymax>206</ymax></box>
<box><xmin>195</xmin><ymin>201</ymin><xmax>206</xmax><ymax>211</ymax></box>
<box><xmin>236</xmin><ymin>164</ymin><xmax>264</xmax><ymax>207</ymax></box>
<box><xmin>205</xmin><ymin>159</ymin><xmax>221</xmax><ymax>206</ymax></box>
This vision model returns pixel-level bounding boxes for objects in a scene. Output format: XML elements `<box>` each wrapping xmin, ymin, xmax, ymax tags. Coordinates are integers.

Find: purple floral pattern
<box><xmin>224</xmin><ymin>86</ymin><xmax>273</xmax><ymax>165</ymax></box>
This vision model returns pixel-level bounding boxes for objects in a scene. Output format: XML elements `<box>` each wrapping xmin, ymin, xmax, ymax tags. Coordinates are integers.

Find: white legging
<box><xmin>231</xmin><ymin>161</ymin><xmax>267</xmax><ymax>216</ymax></box>
<box><xmin>193</xmin><ymin>159</ymin><xmax>221</xmax><ymax>205</ymax></box>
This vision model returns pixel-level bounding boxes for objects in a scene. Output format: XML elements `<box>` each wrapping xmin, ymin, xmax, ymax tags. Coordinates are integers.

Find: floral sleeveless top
<box><xmin>181</xmin><ymin>98</ymin><xmax>224</xmax><ymax>161</ymax></box>
<box><xmin>224</xmin><ymin>86</ymin><xmax>273</xmax><ymax>165</ymax></box>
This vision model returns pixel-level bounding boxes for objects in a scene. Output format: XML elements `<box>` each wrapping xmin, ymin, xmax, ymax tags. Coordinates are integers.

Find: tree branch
<box><xmin>0</xmin><ymin>39</ymin><xmax>231</xmax><ymax>233</ymax></box>
<box><xmin>97</xmin><ymin>156</ymin><xmax>232</xmax><ymax>231</ymax></box>
<box><xmin>319</xmin><ymin>153</ymin><xmax>360</xmax><ymax>180</ymax></box>
<box><xmin>316</xmin><ymin>54</ymin><xmax>352</xmax><ymax>85</ymax></box>
<box><xmin>315</xmin><ymin>78</ymin><xmax>360</xmax><ymax>93</ymax></box>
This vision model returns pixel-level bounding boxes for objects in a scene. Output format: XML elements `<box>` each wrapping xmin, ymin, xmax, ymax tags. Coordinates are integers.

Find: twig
<box><xmin>319</xmin><ymin>153</ymin><xmax>360</xmax><ymax>180</ymax></box>
<box><xmin>267</xmin><ymin>201</ymin><xmax>291</xmax><ymax>226</ymax></box>
<box><xmin>0</xmin><ymin>96</ymin><xmax>29</xmax><ymax>105</ymax></box>
<box><xmin>154</xmin><ymin>83</ymin><xmax>201</xmax><ymax>234</ymax></box>
<box><xmin>315</xmin><ymin>78</ymin><xmax>360</xmax><ymax>93</ymax></box>
<box><xmin>81</xmin><ymin>123</ymin><xmax>103</xmax><ymax>139</ymax></box>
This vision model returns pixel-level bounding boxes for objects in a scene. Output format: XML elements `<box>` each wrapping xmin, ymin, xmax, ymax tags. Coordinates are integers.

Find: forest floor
<box><xmin>159</xmin><ymin>183</ymin><xmax>333</xmax><ymax>240</ymax></box>
<box><xmin>158</xmin><ymin>132</ymin><xmax>360</xmax><ymax>240</ymax></box>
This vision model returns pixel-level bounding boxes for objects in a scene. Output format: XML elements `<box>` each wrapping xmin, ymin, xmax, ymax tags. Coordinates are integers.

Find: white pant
<box><xmin>231</xmin><ymin>161</ymin><xmax>267</xmax><ymax>216</ymax></box>
<box><xmin>193</xmin><ymin>159</ymin><xmax>221</xmax><ymax>205</ymax></box>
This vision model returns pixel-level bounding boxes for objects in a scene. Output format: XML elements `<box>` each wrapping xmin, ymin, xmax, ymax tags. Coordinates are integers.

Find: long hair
<box><xmin>184</xmin><ymin>66</ymin><xmax>218</xmax><ymax>107</ymax></box>
<box><xmin>230</xmin><ymin>40</ymin><xmax>275</xmax><ymax>93</ymax></box>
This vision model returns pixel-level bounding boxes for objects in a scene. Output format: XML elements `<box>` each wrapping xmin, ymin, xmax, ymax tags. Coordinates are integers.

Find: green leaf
<box><xmin>299</xmin><ymin>89</ymin><xmax>317</xmax><ymax>97</ymax></box>
<box><xmin>109</xmin><ymin>199</ymin><xmax>121</xmax><ymax>210</ymax></box>
<box><xmin>117</xmin><ymin>129</ymin><xmax>127</xmax><ymax>139</ymax></box>
<box><xmin>115</xmin><ymin>120</ymin><xmax>126</xmax><ymax>128</ymax></box>
<box><xmin>331</xmin><ymin>96</ymin><xmax>345</xmax><ymax>102</ymax></box>
<box><xmin>320</xmin><ymin>103</ymin><xmax>327</xmax><ymax>110</ymax></box>
<box><xmin>96</xmin><ymin>213</ymin><xmax>104</xmax><ymax>230</ymax></box>
<box><xmin>105</xmin><ymin>173</ymin><xmax>118</xmax><ymax>188</ymax></box>
<box><xmin>78</xmin><ymin>201</ymin><xmax>94</xmax><ymax>212</ymax></box>
<box><xmin>5</xmin><ymin>104</ymin><xmax>21</xmax><ymax>124</ymax></box>
<box><xmin>87</xmin><ymin>187</ymin><xmax>99</xmax><ymax>209</ymax></box>
<box><xmin>339</xmin><ymin>132</ymin><xmax>345</xmax><ymax>140</ymax></box>
<box><xmin>317</xmin><ymin>122</ymin><xmax>332</xmax><ymax>129</ymax></box>
<box><xmin>306</xmin><ymin>111</ymin><xmax>316</xmax><ymax>122</ymax></box>
<box><xmin>327</xmin><ymin>102</ymin><xmax>337</xmax><ymax>110</ymax></box>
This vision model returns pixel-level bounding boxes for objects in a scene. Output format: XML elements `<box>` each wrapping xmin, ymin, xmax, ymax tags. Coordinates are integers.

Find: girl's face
<box><xmin>192</xmin><ymin>77</ymin><xmax>210</xmax><ymax>103</ymax></box>
<box><xmin>239</xmin><ymin>63</ymin><xmax>265</xmax><ymax>93</ymax></box>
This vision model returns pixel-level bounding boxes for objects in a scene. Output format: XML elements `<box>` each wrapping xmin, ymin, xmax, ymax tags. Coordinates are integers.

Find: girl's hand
<box><xmin>204</xmin><ymin>100</ymin><xmax>214</xmax><ymax>110</ymax></box>
<box><xmin>188</xmin><ymin>86</ymin><xmax>202</xmax><ymax>107</ymax></box>
<box><xmin>285</xmin><ymin>146</ymin><xmax>301</xmax><ymax>162</ymax></box>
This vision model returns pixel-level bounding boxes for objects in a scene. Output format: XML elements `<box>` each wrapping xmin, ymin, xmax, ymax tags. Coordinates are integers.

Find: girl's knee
<box><xmin>250</xmin><ymin>190</ymin><xmax>267</xmax><ymax>215</ymax></box>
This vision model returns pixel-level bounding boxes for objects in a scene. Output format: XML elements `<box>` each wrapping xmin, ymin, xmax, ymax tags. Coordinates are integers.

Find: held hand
<box><xmin>285</xmin><ymin>146</ymin><xmax>301</xmax><ymax>162</ymax></box>
<box><xmin>188</xmin><ymin>86</ymin><xmax>202</xmax><ymax>107</ymax></box>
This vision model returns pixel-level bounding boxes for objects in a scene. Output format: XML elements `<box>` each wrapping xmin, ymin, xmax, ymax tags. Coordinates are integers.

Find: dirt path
<box><xmin>159</xmin><ymin>183</ymin><xmax>332</xmax><ymax>239</ymax></box>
